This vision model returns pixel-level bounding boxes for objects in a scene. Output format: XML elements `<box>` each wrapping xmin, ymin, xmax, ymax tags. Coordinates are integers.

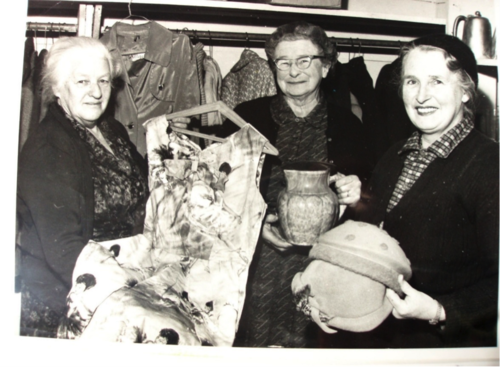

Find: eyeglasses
<box><xmin>273</xmin><ymin>55</ymin><xmax>326</xmax><ymax>71</ymax></box>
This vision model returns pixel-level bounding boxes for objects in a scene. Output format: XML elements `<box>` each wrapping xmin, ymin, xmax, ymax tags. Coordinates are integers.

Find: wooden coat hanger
<box><xmin>143</xmin><ymin>101</ymin><xmax>279</xmax><ymax>156</ymax></box>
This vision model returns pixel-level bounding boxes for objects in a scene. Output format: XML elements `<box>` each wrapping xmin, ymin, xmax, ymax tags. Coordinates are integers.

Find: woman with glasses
<box><xmin>223</xmin><ymin>21</ymin><xmax>375</xmax><ymax>348</ymax></box>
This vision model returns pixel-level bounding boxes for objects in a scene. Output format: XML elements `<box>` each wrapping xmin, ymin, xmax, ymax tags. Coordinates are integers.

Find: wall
<box><xmin>348</xmin><ymin>0</ymin><xmax>444</xmax><ymax>18</ymax></box>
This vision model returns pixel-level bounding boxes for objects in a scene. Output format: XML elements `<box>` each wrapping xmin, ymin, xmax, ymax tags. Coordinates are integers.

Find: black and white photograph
<box><xmin>3</xmin><ymin>0</ymin><xmax>499</xmax><ymax>365</ymax></box>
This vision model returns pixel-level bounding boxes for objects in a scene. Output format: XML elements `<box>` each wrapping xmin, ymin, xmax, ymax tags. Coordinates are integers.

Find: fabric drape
<box><xmin>57</xmin><ymin>115</ymin><xmax>271</xmax><ymax>346</ymax></box>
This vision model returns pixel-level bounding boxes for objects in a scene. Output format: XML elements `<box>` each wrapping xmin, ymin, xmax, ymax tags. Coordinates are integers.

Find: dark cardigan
<box><xmin>225</xmin><ymin>95</ymin><xmax>376</xmax><ymax>198</ymax></box>
<box><xmin>340</xmin><ymin>129</ymin><xmax>499</xmax><ymax>348</ymax></box>
<box><xmin>223</xmin><ymin>95</ymin><xmax>376</xmax><ymax>347</ymax></box>
<box><xmin>16</xmin><ymin>103</ymin><xmax>147</xmax><ymax>312</ymax></box>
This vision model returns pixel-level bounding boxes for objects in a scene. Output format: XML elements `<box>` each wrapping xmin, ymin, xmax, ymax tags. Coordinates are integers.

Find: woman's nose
<box><xmin>288</xmin><ymin>62</ymin><xmax>301</xmax><ymax>77</ymax></box>
<box><xmin>416</xmin><ymin>83</ymin><xmax>430</xmax><ymax>104</ymax></box>
<box><xmin>88</xmin><ymin>82</ymin><xmax>102</xmax><ymax>99</ymax></box>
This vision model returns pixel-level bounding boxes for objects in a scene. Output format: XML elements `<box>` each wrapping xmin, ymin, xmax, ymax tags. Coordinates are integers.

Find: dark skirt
<box><xmin>19</xmin><ymin>283</ymin><xmax>65</xmax><ymax>338</ymax></box>
<box><xmin>234</xmin><ymin>239</ymin><xmax>320</xmax><ymax>348</ymax></box>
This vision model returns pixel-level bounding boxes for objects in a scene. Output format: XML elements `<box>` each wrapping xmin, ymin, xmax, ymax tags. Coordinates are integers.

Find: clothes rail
<box><xmin>27</xmin><ymin>22</ymin><xmax>77</xmax><ymax>33</ymax></box>
<box><xmin>26</xmin><ymin>22</ymin><xmax>405</xmax><ymax>54</ymax></box>
<box><xmin>174</xmin><ymin>29</ymin><xmax>404</xmax><ymax>53</ymax></box>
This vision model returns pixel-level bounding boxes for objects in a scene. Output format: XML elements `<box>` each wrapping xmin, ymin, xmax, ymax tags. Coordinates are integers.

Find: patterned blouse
<box><xmin>68</xmin><ymin>114</ymin><xmax>148</xmax><ymax>241</ymax></box>
<box><xmin>387</xmin><ymin>118</ymin><xmax>473</xmax><ymax>212</ymax></box>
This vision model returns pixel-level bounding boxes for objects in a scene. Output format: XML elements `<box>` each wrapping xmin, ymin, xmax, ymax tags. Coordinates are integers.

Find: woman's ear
<box><xmin>52</xmin><ymin>85</ymin><xmax>60</xmax><ymax>98</ymax></box>
<box><xmin>461</xmin><ymin>92</ymin><xmax>470</xmax><ymax>103</ymax></box>
<box><xmin>322</xmin><ymin>63</ymin><xmax>331</xmax><ymax>78</ymax></box>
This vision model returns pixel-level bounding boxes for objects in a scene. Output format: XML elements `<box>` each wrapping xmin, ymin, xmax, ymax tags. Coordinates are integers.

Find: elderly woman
<box><xmin>16</xmin><ymin>37</ymin><xmax>148</xmax><ymax>338</ymax></box>
<box><xmin>330</xmin><ymin>34</ymin><xmax>499</xmax><ymax>348</ymax></box>
<box><xmin>221</xmin><ymin>21</ymin><xmax>375</xmax><ymax>348</ymax></box>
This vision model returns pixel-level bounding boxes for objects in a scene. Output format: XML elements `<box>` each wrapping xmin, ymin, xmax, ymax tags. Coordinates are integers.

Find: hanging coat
<box><xmin>100</xmin><ymin>21</ymin><xmax>202</xmax><ymax>156</ymax></box>
<box><xmin>374</xmin><ymin>56</ymin><xmax>416</xmax><ymax>156</ymax></box>
<box><xmin>221</xmin><ymin>49</ymin><xmax>277</xmax><ymax>111</ymax></box>
<box><xmin>19</xmin><ymin>39</ymin><xmax>45</xmax><ymax>152</ymax></box>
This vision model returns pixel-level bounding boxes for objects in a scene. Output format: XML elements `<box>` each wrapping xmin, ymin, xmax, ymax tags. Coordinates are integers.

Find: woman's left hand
<box><xmin>171</xmin><ymin>117</ymin><xmax>191</xmax><ymax>129</ymax></box>
<box><xmin>330</xmin><ymin>173</ymin><xmax>361</xmax><ymax>207</ymax></box>
<box><xmin>386</xmin><ymin>274</ymin><xmax>446</xmax><ymax>322</ymax></box>
<box><xmin>261</xmin><ymin>213</ymin><xmax>294</xmax><ymax>252</ymax></box>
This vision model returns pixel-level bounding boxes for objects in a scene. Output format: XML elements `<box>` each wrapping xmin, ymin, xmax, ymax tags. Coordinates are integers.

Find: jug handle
<box><xmin>453</xmin><ymin>15</ymin><xmax>467</xmax><ymax>37</ymax></box>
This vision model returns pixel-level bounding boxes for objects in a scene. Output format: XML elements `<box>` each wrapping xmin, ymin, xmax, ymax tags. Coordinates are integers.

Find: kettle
<box><xmin>453</xmin><ymin>11</ymin><xmax>493</xmax><ymax>60</ymax></box>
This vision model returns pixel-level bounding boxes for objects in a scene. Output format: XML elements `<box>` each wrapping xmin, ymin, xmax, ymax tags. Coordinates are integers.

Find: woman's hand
<box><xmin>330</xmin><ymin>173</ymin><xmax>361</xmax><ymax>207</ymax></box>
<box><xmin>171</xmin><ymin>117</ymin><xmax>191</xmax><ymax>129</ymax></box>
<box><xmin>386</xmin><ymin>274</ymin><xmax>446</xmax><ymax>322</ymax></box>
<box><xmin>261</xmin><ymin>213</ymin><xmax>294</xmax><ymax>252</ymax></box>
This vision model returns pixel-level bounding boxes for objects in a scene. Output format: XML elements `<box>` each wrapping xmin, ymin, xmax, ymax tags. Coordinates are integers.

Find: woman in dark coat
<box><xmin>331</xmin><ymin>34</ymin><xmax>498</xmax><ymax>348</ymax></box>
<box><xmin>16</xmin><ymin>37</ymin><xmax>148</xmax><ymax>338</ymax></box>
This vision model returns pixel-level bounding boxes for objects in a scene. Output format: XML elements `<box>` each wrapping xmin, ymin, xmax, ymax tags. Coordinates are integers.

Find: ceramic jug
<box><xmin>277</xmin><ymin>161</ymin><xmax>339</xmax><ymax>246</ymax></box>
<box><xmin>453</xmin><ymin>11</ymin><xmax>493</xmax><ymax>60</ymax></box>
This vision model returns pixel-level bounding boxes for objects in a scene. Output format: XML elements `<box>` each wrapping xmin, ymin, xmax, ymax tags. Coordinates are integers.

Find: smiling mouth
<box><xmin>416</xmin><ymin>107</ymin><xmax>438</xmax><ymax>115</ymax></box>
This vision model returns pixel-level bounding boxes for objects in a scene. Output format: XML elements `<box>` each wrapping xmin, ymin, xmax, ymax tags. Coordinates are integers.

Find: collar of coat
<box><xmin>101</xmin><ymin>21</ymin><xmax>185</xmax><ymax>68</ymax></box>
<box><xmin>399</xmin><ymin>118</ymin><xmax>474</xmax><ymax>159</ymax></box>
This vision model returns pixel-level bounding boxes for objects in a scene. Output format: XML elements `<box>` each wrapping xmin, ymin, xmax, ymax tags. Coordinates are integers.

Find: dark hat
<box><xmin>411</xmin><ymin>34</ymin><xmax>478</xmax><ymax>88</ymax></box>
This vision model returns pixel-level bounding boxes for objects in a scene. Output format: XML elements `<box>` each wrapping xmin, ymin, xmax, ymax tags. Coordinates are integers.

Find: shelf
<box><xmin>477</xmin><ymin>59</ymin><xmax>498</xmax><ymax>67</ymax></box>
<box><xmin>27</xmin><ymin>0</ymin><xmax>446</xmax><ymax>38</ymax></box>
<box><xmin>477</xmin><ymin>61</ymin><xmax>498</xmax><ymax>79</ymax></box>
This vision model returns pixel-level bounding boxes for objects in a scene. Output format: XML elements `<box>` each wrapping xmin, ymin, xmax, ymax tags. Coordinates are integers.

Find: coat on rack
<box><xmin>374</xmin><ymin>57</ymin><xmax>416</xmax><ymax>157</ymax></box>
<box><xmin>221</xmin><ymin>49</ymin><xmax>277</xmax><ymax>111</ymax></box>
<box><xmin>322</xmin><ymin>56</ymin><xmax>388</xmax><ymax>161</ymax></box>
<box><xmin>19</xmin><ymin>38</ymin><xmax>46</xmax><ymax>152</ymax></box>
<box><xmin>100</xmin><ymin>21</ymin><xmax>202</xmax><ymax>156</ymax></box>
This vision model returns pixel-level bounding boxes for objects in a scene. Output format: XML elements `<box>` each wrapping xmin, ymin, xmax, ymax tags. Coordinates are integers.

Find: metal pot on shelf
<box><xmin>453</xmin><ymin>11</ymin><xmax>493</xmax><ymax>60</ymax></box>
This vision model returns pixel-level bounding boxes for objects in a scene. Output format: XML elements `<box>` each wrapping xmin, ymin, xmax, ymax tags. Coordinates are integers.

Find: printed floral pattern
<box><xmin>69</xmin><ymin>116</ymin><xmax>148</xmax><ymax>241</ymax></box>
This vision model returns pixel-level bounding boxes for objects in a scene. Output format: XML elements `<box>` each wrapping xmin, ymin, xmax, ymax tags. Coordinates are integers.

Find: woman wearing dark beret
<box><xmin>336</xmin><ymin>34</ymin><xmax>498</xmax><ymax>348</ymax></box>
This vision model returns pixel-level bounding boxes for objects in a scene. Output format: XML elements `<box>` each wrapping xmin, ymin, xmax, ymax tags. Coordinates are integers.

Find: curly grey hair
<box><xmin>265</xmin><ymin>21</ymin><xmax>338</xmax><ymax>72</ymax></box>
